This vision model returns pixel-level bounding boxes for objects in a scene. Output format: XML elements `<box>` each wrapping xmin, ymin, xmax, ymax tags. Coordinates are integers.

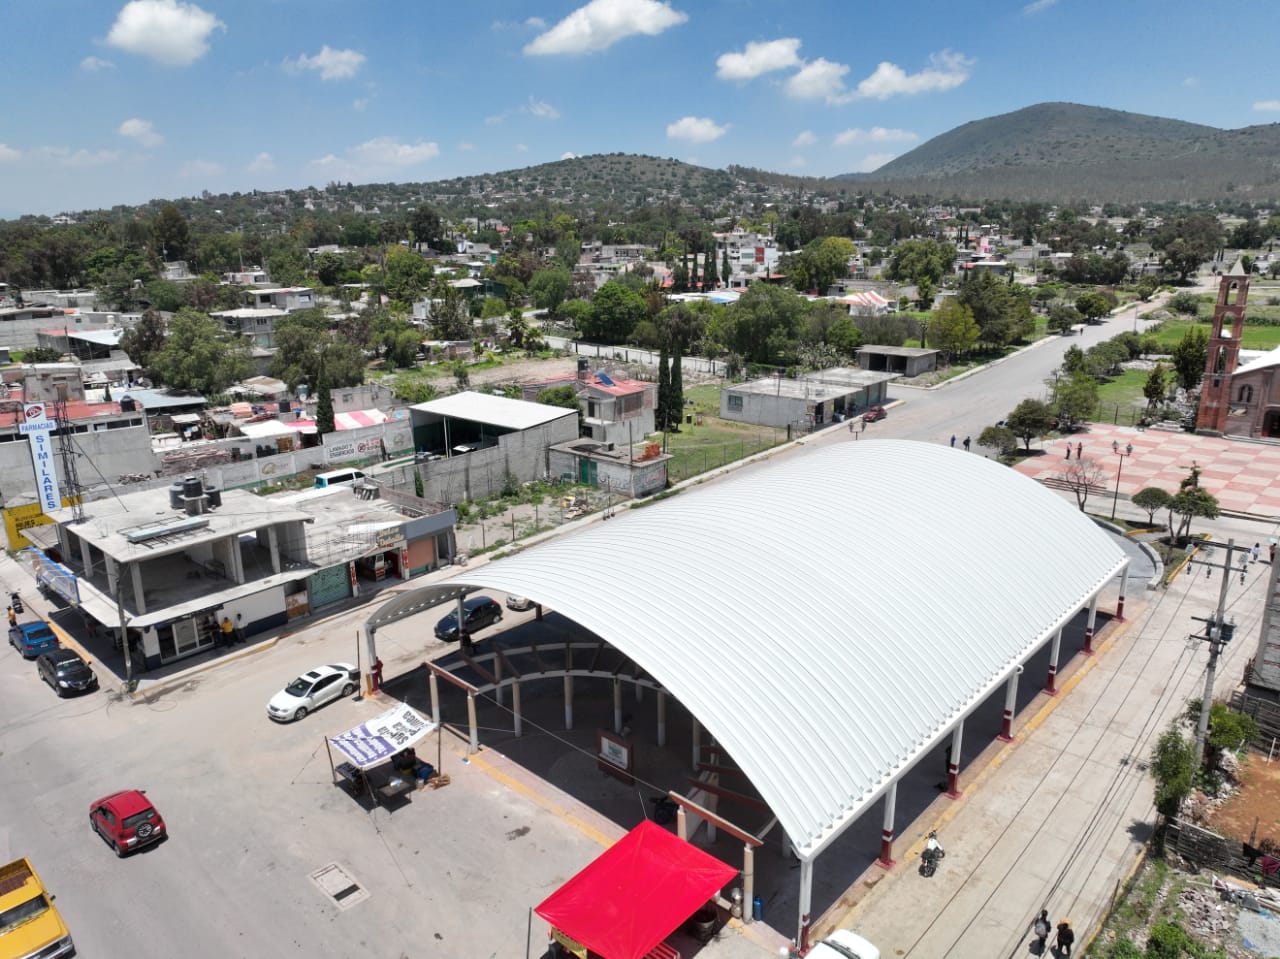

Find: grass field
<box><xmin>665</xmin><ymin>384</ymin><xmax>786</xmax><ymax>482</ymax></box>
<box><xmin>1148</xmin><ymin>317</ymin><xmax>1280</xmax><ymax>351</ymax></box>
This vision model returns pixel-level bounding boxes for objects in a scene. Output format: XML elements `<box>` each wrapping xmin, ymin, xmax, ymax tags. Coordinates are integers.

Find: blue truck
<box><xmin>8</xmin><ymin>621</ymin><xmax>60</xmax><ymax>659</ymax></box>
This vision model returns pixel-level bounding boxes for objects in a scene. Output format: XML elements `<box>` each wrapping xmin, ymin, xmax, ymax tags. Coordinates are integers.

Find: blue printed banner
<box><xmin>330</xmin><ymin>702</ymin><xmax>435</xmax><ymax>769</ymax></box>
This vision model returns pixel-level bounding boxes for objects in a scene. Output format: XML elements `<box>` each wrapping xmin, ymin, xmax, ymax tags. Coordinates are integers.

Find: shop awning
<box><xmin>329</xmin><ymin>701</ymin><xmax>436</xmax><ymax>769</ymax></box>
<box><xmin>534</xmin><ymin>821</ymin><xmax>737</xmax><ymax>959</ymax></box>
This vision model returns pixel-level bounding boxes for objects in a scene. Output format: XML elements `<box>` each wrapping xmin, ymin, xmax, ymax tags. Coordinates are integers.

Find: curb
<box><xmin>128</xmin><ymin>636</ymin><xmax>282</xmax><ymax>701</ymax></box>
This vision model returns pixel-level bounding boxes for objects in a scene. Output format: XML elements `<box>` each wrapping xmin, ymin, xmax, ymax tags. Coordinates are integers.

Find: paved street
<box><xmin>2</xmin><ymin>281</ymin><xmax>1273</xmax><ymax>958</ymax></box>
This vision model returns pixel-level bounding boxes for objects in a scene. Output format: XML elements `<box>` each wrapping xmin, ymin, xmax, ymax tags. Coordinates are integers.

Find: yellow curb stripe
<box><xmin>466</xmin><ymin>751</ymin><xmax>616</xmax><ymax>849</ymax></box>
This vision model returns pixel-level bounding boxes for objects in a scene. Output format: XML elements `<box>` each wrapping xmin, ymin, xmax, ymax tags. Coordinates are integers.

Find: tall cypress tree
<box><xmin>316</xmin><ymin>382</ymin><xmax>335</xmax><ymax>436</ymax></box>
<box><xmin>657</xmin><ymin>346</ymin><xmax>671</xmax><ymax>431</ymax></box>
<box><xmin>722</xmin><ymin>249</ymin><xmax>731</xmax><ymax>289</ymax></box>
<box><xmin>670</xmin><ymin>344</ymin><xmax>684</xmax><ymax>428</ymax></box>
<box><xmin>703</xmin><ymin>254</ymin><xmax>717</xmax><ymax>291</ymax></box>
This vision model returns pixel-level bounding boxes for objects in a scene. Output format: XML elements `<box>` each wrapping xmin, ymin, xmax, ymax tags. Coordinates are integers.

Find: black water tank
<box><xmin>119</xmin><ymin>397</ymin><xmax>137</xmax><ymax>412</ymax></box>
<box><xmin>182</xmin><ymin>475</ymin><xmax>202</xmax><ymax>500</ymax></box>
<box><xmin>204</xmin><ymin>486</ymin><xmax>222</xmax><ymax>509</ymax></box>
<box><xmin>577</xmin><ymin>356</ymin><xmax>588</xmax><ymax>375</ymax></box>
<box><xmin>278</xmin><ymin>400</ymin><xmax>290</xmax><ymax>413</ymax></box>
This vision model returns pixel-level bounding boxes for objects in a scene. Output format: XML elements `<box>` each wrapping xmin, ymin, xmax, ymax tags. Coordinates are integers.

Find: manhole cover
<box><xmin>310</xmin><ymin>862</ymin><xmax>369</xmax><ymax>911</ymax></box>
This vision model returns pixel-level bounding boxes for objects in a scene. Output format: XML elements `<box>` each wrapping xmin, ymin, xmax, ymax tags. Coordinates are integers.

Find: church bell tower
<box><xmin>1195</xmin><ymin>261</ymin><xmax>1249</xmax><ymax>434</ymax></box>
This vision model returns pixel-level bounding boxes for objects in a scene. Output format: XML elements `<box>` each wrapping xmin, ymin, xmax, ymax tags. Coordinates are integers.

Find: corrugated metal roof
<box><xmin>437</xmin><ymin>440</ymin><xmax>1127</xmax><ymax>858</ymax></box>
<box><xmin>412</xmin><ymin>391</ymin><xmax>577</xmax><ymax>430</ymax></box>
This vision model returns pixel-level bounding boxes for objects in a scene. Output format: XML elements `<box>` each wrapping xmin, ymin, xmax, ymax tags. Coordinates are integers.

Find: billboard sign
<box><xmin>19</xmin><ymin>404</ymin><xmax>61</xmax><ymax>514</ymax></box>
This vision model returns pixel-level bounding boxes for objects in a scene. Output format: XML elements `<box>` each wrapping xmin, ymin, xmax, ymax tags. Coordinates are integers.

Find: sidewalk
<box><xmin>820</xmin><ymin>505</ymin><xmax>1270</xmax><ymax>958</ymax></box>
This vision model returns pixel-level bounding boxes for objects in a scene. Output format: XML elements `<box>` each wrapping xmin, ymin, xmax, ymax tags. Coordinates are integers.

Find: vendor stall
<box><xmin>325</xmin><ymin>701</ymin><xmax>438</xmax><ymax>805</ymax></box>
<box><xmin>535</xmin><ymin>820</ymin><xmax>738</xmax><ymax>959</ymax></box>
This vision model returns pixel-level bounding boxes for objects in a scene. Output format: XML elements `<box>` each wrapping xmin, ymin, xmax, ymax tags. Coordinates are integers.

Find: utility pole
<box><xmin>1186</xmin><ymin>538</ymin><xmax>1248</xmax><ymax>768</ymax></box>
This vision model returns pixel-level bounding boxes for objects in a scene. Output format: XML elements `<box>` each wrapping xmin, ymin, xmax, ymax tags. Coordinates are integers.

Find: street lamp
<box><xmin>1110</xmin><ymin>440</ymin><xmax>1134</xmax><ymax>521</ymax></box>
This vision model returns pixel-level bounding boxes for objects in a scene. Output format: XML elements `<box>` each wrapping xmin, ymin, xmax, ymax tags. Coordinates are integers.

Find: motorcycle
<box><xmin>919</xmin><ymin>831</ymin><xmax>945</xmax><ymax>878</ymax></box>
<box><xmin>9</xmin><ymin>592</ymin><xmax>23</xmax><ymax>615</ymax></box>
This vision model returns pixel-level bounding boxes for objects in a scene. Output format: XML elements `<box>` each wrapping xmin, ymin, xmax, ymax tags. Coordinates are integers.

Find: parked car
<box><xmin>8</xmin><ymin>621</ymin><xmax>60</xmax><ymax>659</ymax></box>
<box><xmin>862</xmin><ymin>406</ymin><xmax>887</xmax><ymax>423</ymax></box>
<box><xmin>434</xmin><ymin>596</ymin><xmax>503</xmax><ymax>642</ymax></box>
<box><xmin>505</xmin><ymin>595</ymin><xmax>535</xmax><ymax>612</ymax></box>
<box><xmin>266</xmin><ymin>663</ymin><xmax>358</xmax><ymax>722</ymax></box>
<box><xmin>89</xmin><ymin>789</ymin><xmax>166</xmax><ymax>857</ymax></box>
<box><xmin>808</xmin><ymin>929</ymin><xmax>880</xmax><ymax>959</ymax></box>
<box><xmin>36</xmin><ymin>648</ymin><xmax>97</xmax><ymax>696</ymax></box>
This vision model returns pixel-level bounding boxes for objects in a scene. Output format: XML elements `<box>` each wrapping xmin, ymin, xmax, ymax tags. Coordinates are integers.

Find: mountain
<box><xmin>841</xmin><ymin>102</ymin><xmax>1280</xmax><ymax>203</ymax></box>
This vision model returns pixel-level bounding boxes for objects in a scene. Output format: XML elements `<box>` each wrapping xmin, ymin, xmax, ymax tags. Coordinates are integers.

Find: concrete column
<box><xmin>656</xmin><ymin>691</ymin><xmax>667</xmax><ymax>747</ymax></box>
<box><xmin>563</xmin><ymin>675</ymin><xmax>573</xmax><ymax>730</ymax></box>
<box><xmin>512</xmin><ymin>681</ymin><xmax>523</xmax><ymax>737</ymax></box>
<box><xmin>105</xmin><ymin>555</ymin><xmax>118</xmax><ymax>596</ymax></box>
<box><xmin>676</xmin><ymin>805</ymin><xmax>688</xmax><ymax>842</ymax></box>
<box><xmin>1000</xmin><ymin>668</ymin><xmax>1021</xmax><ymax>742</ymax></box>
<box><xmin>494</xmin><ymin>654</ymin><xmax>504</xmax><ymax>707</ymax></box>
<box><xmin>946</xmin><ymin>723</ymin><xmax>964</xmax><ymax>799</ymax></box>
<box><xmin>876</xmin><ymin>782</ymin><xmax>898</xmax><ymax>869</ymax></box>
<box><xmin>230</xmin><ymin>536</ymin><xmax>245</xmax><ymax>584</ymax></box>
<box><xmin>1115</xmin><ymin>563</ymin><xmax>1129</xmax><ymax>622</ymax></box>
<box><xmin>131</xmin><ymin>562</ymin><xmax>146</xmax><ymax>615</ymax></box>
<box><xmin>429</xmin><ymin>671</ymin><xmax>440</xmax><ymax>724</ymax></box>
<box><xmin>1083</xmin><ymin>595</ymin><xmax>1099</xmax><ymax>656</ymax></box>
<box><xmin>267</xmin><ymin>525</ymin><xmax>281</xmax><ymax>574</ymax></box>
<box><xmin>1046</xmin><ymin>629</ymin><xmax>1062</xmax><ymax>696</ymax></box>
<box><xmin>691</xmin><ymin>717</ymin><xmax>701</xmax><ymax>772</ymax></box>
<box><xmin>613</xmin><ymin>678</ymin><xmax>623</xmax><ymax>734</ymax></box>
<box><xmin>78</xmin><ymin>537</ymin><xmax>93</xmax><ymax>577</ymax></box>
<box><xmin>797</xmin><ymin>857</ymin><xmax>814</xmax><ymax>953</ymax></box>
<box><xmin>466</xmin><ymin>692</ymin><xmax>478</xmax><ymax>754</ymax></box>
<box><xmin>743</xmin><ymin>845</ymin><xmax>756</xmax><ymax>923</ymax></box>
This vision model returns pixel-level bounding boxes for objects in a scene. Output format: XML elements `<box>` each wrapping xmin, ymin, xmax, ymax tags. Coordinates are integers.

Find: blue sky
<box><xmin>3</xmin><ymin>0</ymin><xmax>1278</xmax><ymax>218</ymax></box>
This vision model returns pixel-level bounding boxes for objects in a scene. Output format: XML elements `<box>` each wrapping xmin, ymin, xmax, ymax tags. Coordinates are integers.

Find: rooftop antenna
<box><xmin>53</xmin><ymin>383</ymin><xmax>85</xmax><ymax>523</ymax></box>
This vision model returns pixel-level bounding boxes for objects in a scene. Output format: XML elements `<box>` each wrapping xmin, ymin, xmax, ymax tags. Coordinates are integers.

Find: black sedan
<box><xmin>434</xmin><ymin>596</ymin><xmax>503</xmax><ymax>643</ymax></box>
<box><xmin>36</xmin><ymin>648</ymin><xmax>98</xmax><ymax>696</ymax></box>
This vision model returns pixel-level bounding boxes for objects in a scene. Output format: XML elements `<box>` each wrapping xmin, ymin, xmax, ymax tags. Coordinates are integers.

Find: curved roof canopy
<box><xmin>396</xmin><ymin>441</ymin><xmax>1127</xmax><ymax>858</ymax></box>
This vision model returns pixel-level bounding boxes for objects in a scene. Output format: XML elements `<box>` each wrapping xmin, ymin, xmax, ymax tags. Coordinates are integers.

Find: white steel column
<box><xmin>876</xmin><ymin>781</ymin><xmax>898</xmax><ymax>869</ymax></box>
<box><xmin>512</xmin><ymin>681</ymin><xmax>523</xmax><ymax>736</ymax></box>
<box><xmin>797</xmin><ymin>857</ymin><xmax>814</xmax><ymax>952</ymax></box>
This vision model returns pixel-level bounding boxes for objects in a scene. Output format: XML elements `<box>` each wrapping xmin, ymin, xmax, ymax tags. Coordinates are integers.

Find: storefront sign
<box><xmin>376</xmin><ymin>526</ymin><xmax>404</xmax><ymax>549</ymax></box>
<box><xmin>18</xmin><ymin>404</ymin><xmax>61</xmax><ymax>514</ymax></box>
<box><xmin>551</xmin><ymin>929</ymin><xmax>587</xmax><ymax>959</ymax></box>
<box><xmin>597</xmin><ymin>729</ymin><xmax>634</xmax><ymax>785</ymax></box>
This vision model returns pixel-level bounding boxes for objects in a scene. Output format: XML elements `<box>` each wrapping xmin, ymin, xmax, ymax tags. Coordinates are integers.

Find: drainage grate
<box><xmin>309</xmin><ymin>862</ymin><xmax>370</xmax><ymax>911</ymax></box>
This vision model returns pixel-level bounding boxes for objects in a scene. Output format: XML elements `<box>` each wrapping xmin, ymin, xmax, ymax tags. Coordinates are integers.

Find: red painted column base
<box><xmin>800</xmin><ymin>914</ymin><xmax>811</xmax><ymax>955</ymax></box>
<box><xmin>1114</xmin><ymin>597</ymin><xmax>1126</xmax><ymax>623</ymax></box>
<box><xmin>998</xmin><ymin>710</ymin><xmax>1014</xmax><ymax>743</ymax></box>
<box><xmin>876</xmin><ymin>830</ymin><xmax>895</xmax><ymax>869</ymax></box>
<box><xmin>1082</xmin><ymin>626</ymin><xmax>1095</xmax><ymax>656</ymax></box>
<box><xmin>945</xmin><ymin>765</ymin><xmax>962</xmax><ymax>799</ymax></box>
<box><xmin>1045</xmin><ymin>667</ymin><xmax>1058</xmax><ymax>696</ymax></box>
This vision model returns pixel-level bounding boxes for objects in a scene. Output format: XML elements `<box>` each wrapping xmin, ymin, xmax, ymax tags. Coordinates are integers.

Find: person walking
<box><xmin>950</xmin><ymin>434</ymin><xmax>956</xmax><ymax>448</ymax></box>
<box><xmin>1031</xmin><ymin>910</ymin><xmax>1050</xmax><ymax>953</ymax></box>
<box><xmin>1252</xmin><ymin>543</ymin><xmax>1261</xmax><ymax>564</ymax></box>
<box><xmin>1076</xmin><ymin>442</ymin><xmax>1083</xmax><ymax>459</ymax></box>
<box><xmin>962</xmin><ymin>436</ymin><xmax>971</xmax><ymax>452</ymax></box>
<box><xmin>6</xmin><ymin>606</ymin><xmax>15</xmax><ymax>628</ymax></box>
<box><xmin>1065</xmin><ymin>444</ymin><xmax>1071</xmax><ymax>460</ymax></box>
<box><xmin>1053</xmin><ymin>919</ymin><xmax>1075</xmax><ymax>956</ymax></box>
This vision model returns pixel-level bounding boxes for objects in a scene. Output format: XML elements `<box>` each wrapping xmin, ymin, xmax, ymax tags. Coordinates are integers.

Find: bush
<box><xmin>1168</xmin><ymin>292</ymin><xmax>1201</xmax><ymax>316</ymax></box>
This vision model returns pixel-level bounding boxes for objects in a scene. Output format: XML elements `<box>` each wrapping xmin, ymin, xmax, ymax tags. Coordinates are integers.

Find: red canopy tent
<box><xmin>535</xmin><ymin>821</ymin><xmax>738</xmax><ymax>959</ymax></box>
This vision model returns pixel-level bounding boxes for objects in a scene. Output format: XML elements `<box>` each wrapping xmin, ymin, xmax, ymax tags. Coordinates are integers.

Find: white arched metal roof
<box><xmin>424</xmin><ymin>440</ymin><xmax>1127</xmax><ymax>858</ymax></box>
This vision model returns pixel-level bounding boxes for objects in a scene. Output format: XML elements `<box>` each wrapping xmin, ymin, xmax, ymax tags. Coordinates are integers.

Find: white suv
<box><xmin>808</xmin><ymin>929</ymin><xmax>880</xmax><ymax>959</ymax></box>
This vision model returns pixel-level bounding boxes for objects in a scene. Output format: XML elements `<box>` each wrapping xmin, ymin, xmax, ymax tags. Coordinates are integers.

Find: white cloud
<box><xmin>526</xmin><ymin>16</ymin><xmax>547</xmax><ymax>29</ymax></box>
<box><xmin>524</xmin><ymin>0</ymin><xmax>687</xmax><ymax>56</ymax></box>
<box><xmin>180</xmin><ymin>159</ymin><xmax>223</xmax><ymax>178</ymax></box>
<box><xmin>792</xmin><ymin>130</ymin><xmax>816</xmax><ymax>148</ymax></box>
<box><xmin>38</xmin><ymin>147</ymin><xmax>121</xmax><ymax>167</ymax></box>
<box><xmin>855</xmin><ymin>152</ymin><xmax>897</xmax><ymax>173</ymax></box>
<box><xmin>105</xmin><ymin>0</ymin><xmax>224</xmax><ymax>66</ymax></box>
<box><xmin>310</xmin><ymin>136</ymin><xmax>441</xmax><ymax>180</ymax></box>
<box><xmin>0</xmin><ymin>144</ymin><xmax>19</xmax><ymax>162</ymax></box>
<box><xmin>525</xmin><ymin>97</ymin><xmax>560</xmax><ymax>120</ymax></box>
<box><xmin>246</xmin><ymin>152</ymin><xmax>274</xmax><ymax>173</ymax></box>
<box><xmin>458</xmin><ymin>142</ymin><xmax>476</xmax><ymax>152</ymax></box>
<box><xmin>284</xmin><ymin>45</ymin><xmax>366</xmax><ymax>81</ymax></box>
<box><xmin>80</xmin><ymin>56</ymin><xmax>115</xmax><ymax>71</ymax></box>
<box><xmin>118</xmin><ymin>118</ymin><xmax>164</xmax><ymax>147</ymax></box>
<box><xmin>353</xmin><ymin>98</ymin><xmax>370</xmax><ymax>112</ymax></box>
<box><xmin>1253</xmin><ymin>100</ymin><xmax>1280</xmax><ymax>112</ymax></box>
<box><xmin>849</xmin><ymin>51</ymin><xmax>973</xmax><ymax>101</ymax></box>
<box><xmin>716</xmin><ymin>38</ymin><xmax>801</xmax><ymax>80</ymax></box>
<box><xmin>561</xmin><ymin>151</ymin><xmax>577</xmax><ymax>160</ymax></box>
<box><xmin>833</xmin><ymin>127</ymin><xmax>918</xmax><ymax>147</ymax></box>
<box><xmin>666</xmin><ymin>116</ymin><xmax>729</xmax><ymax>143</ymax></box>
<box><xmin>1023</xmin><ymin>0</ymin><xmax>1058</xmax><ymax>12</ymax></box>
<box><xmin>516</xmin><ymin>143</ymin><xmax>529</xmax><ymax>152</ymax></box>
<box><xmin>788</xmin><ymin>155</ymin><xmax>807</xmax><ymax>169</ymax></box>
<box><xmin>785</xmin><ymin>58</ymin><xmax>849</xmax><ymax>101</ymax></box>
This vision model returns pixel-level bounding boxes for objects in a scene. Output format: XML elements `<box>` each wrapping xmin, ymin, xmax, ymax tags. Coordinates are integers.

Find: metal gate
<box><xmin>308</xmin><ymin>564</ymin><xmax>352</xmax><ymax>609</ymax></box>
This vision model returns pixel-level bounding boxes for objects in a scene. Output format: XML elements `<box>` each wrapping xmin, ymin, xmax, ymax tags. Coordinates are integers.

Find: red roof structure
<box><xmin>535</xmin><ymin>821</ymin><xmax>736</xmax><ymax>959</ymax></box>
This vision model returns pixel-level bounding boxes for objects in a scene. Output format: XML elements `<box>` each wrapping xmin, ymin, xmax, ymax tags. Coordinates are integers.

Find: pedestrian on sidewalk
<box><xmin>1031</xmin><ymin>910</ymin><xmax>1050</xmax><ymax>953</ymax></box>
<box><xmin>235</xmin><ymin>613</ymin><xmax>246</xmax><ymax>644</ymax></box>
<box><xmin>1076</xmin><ymin>442</ymin><xmax>1083</xmax><ymax>459</ymax></box>
<box><xmin>962</xmin><ymin>436</ymin><xmax>971</xmax><ymax>451</ymax></box>
<box><xmin>1270</xmin><ymin>541</ymin><xmax>1276</xmax><ymax>564</ymax></box>
<box><xmin>6</xmin><ymin>606</ymin><xmax>15</xmax><ymax>628</ymax></box>
<box><xmin>1053</xmin><ymin>919</ymin><xmax>1074</xmax><ymax>957</ymax></box>
<box><xmin>1252</xmin><ymin>543</ymin><xmax>1260</xmax><ymax>564</ymax></box>
<box><xmin>950</xmin><ymin>434</ymin><xmax>956</xmax><ymax>448</ymax></box>
<box><xmin>1065</xmin><ymin>444</ymin><xmax>1071</xmax><ymax>460</ymax></box>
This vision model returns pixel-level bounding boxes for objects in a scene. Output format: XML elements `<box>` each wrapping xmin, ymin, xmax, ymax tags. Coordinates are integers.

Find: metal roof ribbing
<box><xmin>437</xmin><ymin>441</ymin><xmax>1127</xmax><ymax>857</ymax></box>
<box><xmin>411</xmin><ymin>391</ymin><xmax>577</xmax><ymax>430</ymax></box>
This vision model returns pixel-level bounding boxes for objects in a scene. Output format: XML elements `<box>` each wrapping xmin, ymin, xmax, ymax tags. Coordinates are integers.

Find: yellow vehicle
<box><xmin>0</xmin><ymin>858</ymin><xmax>74</xmax><ymax>959</ymax></box>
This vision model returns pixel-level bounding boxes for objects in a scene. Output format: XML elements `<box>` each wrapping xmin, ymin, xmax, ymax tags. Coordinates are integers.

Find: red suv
<box><xmin>90</xmin><ymin>790</ymin><xmax>166</xmax><ymax>857</ymax></box>
<box><xmin>863</xmin><ymin>405</ymin><xmax>887</xmax><ymax>423</ymax></box>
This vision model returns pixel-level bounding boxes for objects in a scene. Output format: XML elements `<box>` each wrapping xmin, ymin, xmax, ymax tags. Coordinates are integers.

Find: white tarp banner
<box><xmin>330</xmin><ymin>702</ymin><xmax>436</xmax><ymax>769</ymax></box>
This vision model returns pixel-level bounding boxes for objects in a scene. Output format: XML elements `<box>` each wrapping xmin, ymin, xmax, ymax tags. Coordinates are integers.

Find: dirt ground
<box><xmin>1206</xmin><ymin>754</ymin><xmax>1280</xmax><ymax>846</ymax></box>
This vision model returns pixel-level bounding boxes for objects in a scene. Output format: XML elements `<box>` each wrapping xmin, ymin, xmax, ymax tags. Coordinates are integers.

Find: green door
<box><xmin>578</xmin><ymin>458</ymin><xmax>598</xmax><ymax>486</ymax></box>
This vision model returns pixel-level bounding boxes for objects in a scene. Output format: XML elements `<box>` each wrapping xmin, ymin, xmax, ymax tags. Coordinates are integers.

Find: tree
<box><xmin>148</xmin><ymin>309</ymin><xmax>252</xmax><ymax>395</ymax></box>
<box><xmin>1170</xmin><ymin>327</ymin><xmax>1209</xmax><ymax>391</ymax></box>
<box><xmin>977</xmin><ymin>425</ymin><xmax>1017</xmax><ymax>459</ymax></box>
<box><xmin>885</xmin><ymin>238</ymin><xmax>956</xmax><ymax>286</ymax></box>
<box><xmin>1169</xmin><ymin>486</ymin><xmax>1219</xmax><ymax>542</ymax></box>
<box><xmin>315</xmin><ymin>382</ymin><xmax>335</xmax><ymax>436</ymax></box>
<box><xmin>723</xmin><ymin>283</ymin><xmax>807</xmax><ymax>364</ymax></box>
<box><xmin>1054</xmin><ymin>373</ymin><xmax>1099</xmax><ymax>428</ymax></box>
<box><xmin>1151</xmin><ymin>213</ymin><xmax>1220</xmax><ymax>281</ymax></box>
<box><xmin>535</xmin><ymin>384</ymin><xmax>583</xmax><ymax>435</ymax></box>
<box><xmin>22</xmin><ymin>346</ymin><xmax>64</xmax><ymax>363</ymax></box>
<box><xmin>577</xmin><ymin>281</ymin><xmax>646</xmax><ymax>344</ymax></box>
<box><xmin>1055</xmin><ymin>457</ymin><xmax>1107</xmax><ymax>511</ymax></box>
<box><xmin>427</xmin><ymin>277</ymin><xmax>473</xmax><ymax>341</ymax></box>
<box><xmin>271</xmin><ymin>310</ymin><xmax>366</xmax><ymax>390</ymax></box>
<box><xmin>913</xmin><ymin>277</ymin><xmax>936</xmax><ymax>311</ymax></box>
<box><xmin>1131</xmin><ymin>487</ymin><xmax>1172</xmax><ymax>525</ymax></box>
<box><xmin>529</xmin><ymin>267</ymin><xmax>572</xmax><ymax>316</ymax></box>
<box><xmin>384</xmin><ymin>245</ymin><xmax>433</xmax><ymax>304</ymax></box>
<box><xmin>929</xmin><ymin>299</ymin><xmax>980</xmax><ymax>360</ymax></box>
<box><xmin>1047</xmin><ymin>303</ymin><xmax>1080</xmax><ymax>336</ymax></box>
<box><xmin>1074</xmin><ymin>290</ymin><xmax>1112</xmax><ymax>323</ymax></box>
<box><xmin>786</xmin><ymin>236</ymin><xmax>855</xmax><ymax>294</ymax></box>
<box><xmin>956</xmin><ymin>270</ymin><xmax>1034</xmax><ymax>348</ymax></box>
<box><xmin>1006</xmin><ymin>398</ymin><xmax>1055</xmax><ymax>451</ymax></box>
<box><xmin>722</xmin><ymin>249</ymin><xmax>731</xmax><ymax>288</ymax></box>
<box><xmin>670</xmin><ymin>343</ymin><xmax>684</xmax><ymax>427</ymax></box>
<box><xmin>151</xmin><ymin>203</ymin><xmax>190</xmax><ymax>261</ymax></box>
<box><xmin>119</xmin><ymin>309</ymin><xmax>168</xmax><ymax>373</ymax></box>
<box><xmin>1143</xmin><ymin>363</ymin><xmax>1170</xmax><ymax>409</ymax></box>
<box><xmin>1135</xmin><ymin>275</ymin><xmax>1159</xmax><ymax>301</ymax></box>
<box><xmin>857</xmin><ymin>313</ymin><xmax>909</xmax><ymax>348</ymax></box>
<box><xmin>657</xmin><ymin>346</ymin><xmax>671</xmax><ymax>430</ymax></box>
<box><xmin>409</xmin><ymin>204</ymin><xmax>443</xmax><ymax>251</ymax></box>
<box><xmin>1151</xmin><ymin>724</ymin><xmax>1195</xmax><ymax>819</ymax></box>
